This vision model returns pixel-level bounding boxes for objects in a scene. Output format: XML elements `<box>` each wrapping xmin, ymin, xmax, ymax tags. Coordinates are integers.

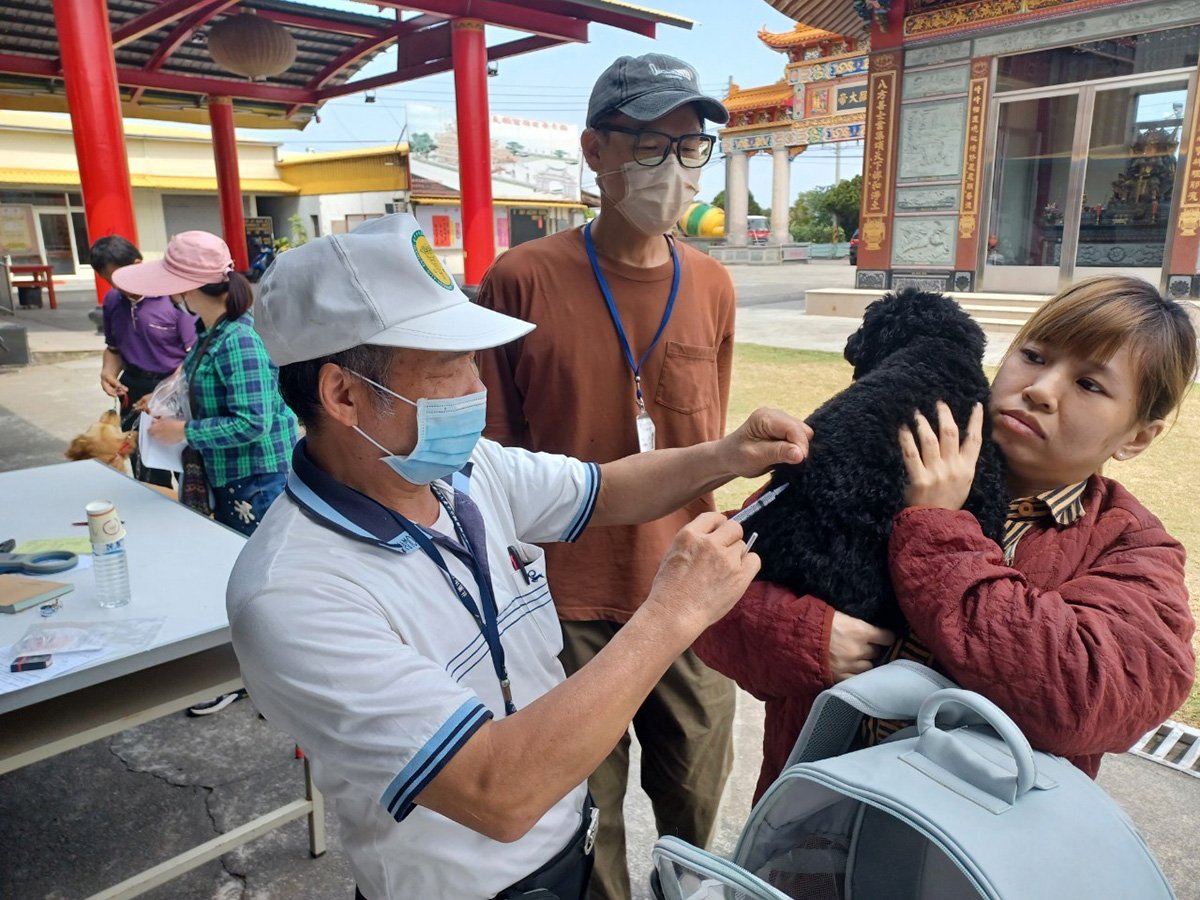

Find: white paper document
<box><xmin>0</xmin><ymin>647</ymin><xmax>105</xmax><ymax>693</ymax></box>
<box><xmin>138</xmin><ymin>412</ymin><xmax>185</xmax><ymax>473</ymax></box>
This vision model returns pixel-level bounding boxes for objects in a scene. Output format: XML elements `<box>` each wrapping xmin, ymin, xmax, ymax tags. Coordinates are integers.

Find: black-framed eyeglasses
<box><xmin>595</xmin><ymin>125</ymin><xmax>715</xmax><ymax>169</ymax></box>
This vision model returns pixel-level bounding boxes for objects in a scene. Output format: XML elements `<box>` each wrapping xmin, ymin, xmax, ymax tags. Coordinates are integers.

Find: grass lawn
<box><xmin>720</xmin><ymin>342</ymin><xmax>1200</xmax><ymax>727</ymax></box>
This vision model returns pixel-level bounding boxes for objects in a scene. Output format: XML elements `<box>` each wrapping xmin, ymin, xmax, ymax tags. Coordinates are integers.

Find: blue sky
<box><xmin>238</xmin><ymin>0</ymin><xmax>865</xmax><ymax>211</ymax></box>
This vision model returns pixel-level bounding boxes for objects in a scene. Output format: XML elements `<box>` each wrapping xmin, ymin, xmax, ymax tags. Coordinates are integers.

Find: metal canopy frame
<box><xmin>0</xmin><ymin>0</ymin><xmax>691</xmax><ymax>129</ymax></box>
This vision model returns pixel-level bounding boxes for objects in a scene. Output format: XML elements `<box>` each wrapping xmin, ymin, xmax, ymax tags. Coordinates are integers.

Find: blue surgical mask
<box><xmin>348</xmin><ymin>371</ymin><xmax>487</xmax><ymax>485</ymax></box>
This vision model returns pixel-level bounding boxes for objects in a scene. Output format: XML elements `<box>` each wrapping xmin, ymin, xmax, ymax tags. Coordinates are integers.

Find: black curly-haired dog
<box><xmin>746</xmin><ymin>288</ymin><xmax>1008</xmax><ymax>630</ymax></box>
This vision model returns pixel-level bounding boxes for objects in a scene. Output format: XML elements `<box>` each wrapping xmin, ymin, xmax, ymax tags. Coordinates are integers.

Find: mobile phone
<box><xmin>10</xmin><ymin>654</ymin><xmax>53</xmax><ymax>672</ymax></box>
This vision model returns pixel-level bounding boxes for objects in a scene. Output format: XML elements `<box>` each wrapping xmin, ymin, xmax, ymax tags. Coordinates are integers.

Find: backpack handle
<box><xmin>916</xmin><ymin>689</ymin><xmax>1038</xmax><ymax>804</ymax></box>
<box><xmin>786</xmin><ymin>660</ymin><xmax>956</xmax><ymax>767</ymax></box>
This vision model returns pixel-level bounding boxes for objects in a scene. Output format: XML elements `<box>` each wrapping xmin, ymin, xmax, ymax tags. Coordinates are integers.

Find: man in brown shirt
<box><xmin>477</xmin><ymin>54</ymin><xmax>736</xmax><ymax>900</ymax></box>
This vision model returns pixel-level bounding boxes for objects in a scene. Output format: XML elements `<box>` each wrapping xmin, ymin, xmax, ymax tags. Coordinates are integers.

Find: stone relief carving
<box><xmin>974</xmin><ymin>0</ymin><xmax>1198</xmax><ymax>57</ymax></box>
<box><xmin>901</xmin><ymin>65</ymin><xmax>969</xmax><ymax>100</ymax></box>
<box><xmin>891</xmin><ymin>216</ymin><xmax>958</xmax><ymax>267</ymax></box>
<box><xmin>896</xmin><ymin>185</ymin><xmax>960</xmax><ymax>211</ymax></box>
<box><xmin>898</xmin><ymin>100</ymin><xmax>966</xmax><ymax>181</ymax></box>
<box><xmin>892</xmin><ymin>273</ymin><xmax>953</xmax><ymax>292</ymax></box>
<box><xmin>1167</xmin><ymin>276</ymin><xmax>1191</xmax><ymax>299</ymax></box>
<box><xmin>954</xmin><ymin>271</ymin><xmax>974</xmax><ymax>292</ymax></box>
<box><xmin>856</xmin><ymin>269</ymin><xmax>887</xmax><ymax>290</ymax></box>
<box><xmin>906</xmin><ymin>40</ymin><xmax>971</xmax><ymax>68</ymax></box>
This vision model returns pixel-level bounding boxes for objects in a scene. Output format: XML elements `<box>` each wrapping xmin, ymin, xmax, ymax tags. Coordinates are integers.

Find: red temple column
<box><xmin>209</xmin><ymin>97</ymin><xmax>249</xmax><ymax>272</ymax></box>
<box><xmin>54</xmin><ymin>0</ymin><xmax>139</xmax><ymax>304</ymax></box>
<box><xmin>452</xmin><ymin>18</ymin><xmax>496</xmax><ymax>287</ymax></box>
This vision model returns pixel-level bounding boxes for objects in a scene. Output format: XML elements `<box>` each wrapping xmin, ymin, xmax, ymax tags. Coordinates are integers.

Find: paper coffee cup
<box><xmin>85</xmin><ymin>500</ymin><xmax>126</xmax><ymax>544</ymax></box>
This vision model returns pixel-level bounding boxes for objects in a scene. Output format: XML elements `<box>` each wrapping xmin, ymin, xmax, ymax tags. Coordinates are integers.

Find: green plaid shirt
<box><xmin>183</xmin><ymin>315</ymin><xmax>299</xmax><ymax>488</ymax></box>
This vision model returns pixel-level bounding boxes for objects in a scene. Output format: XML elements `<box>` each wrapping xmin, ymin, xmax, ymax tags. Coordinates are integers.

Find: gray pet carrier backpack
<box><xmin>652</xmin><ymin>661</ymin><xmax>1174</xmax><ymax>900</ymax></box>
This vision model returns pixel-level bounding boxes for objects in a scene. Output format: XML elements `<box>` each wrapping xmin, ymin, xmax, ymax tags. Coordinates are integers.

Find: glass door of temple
<box><xmin>984</xmin><ymin>91</ymin><xmax>1081</xmax><ymax>293</ymax></box>
<box><xmin>1073</xmin><ymin>78</ymin><xmax>1189</xmax><ymax>280</ymax></box>
<box><xmin>982</xmin><ymin>29</ymin><xmax>1198</xmax><ymax>294</ymax></box>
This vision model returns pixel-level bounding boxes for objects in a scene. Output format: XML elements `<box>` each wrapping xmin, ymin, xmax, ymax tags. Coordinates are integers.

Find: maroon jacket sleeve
<box><xmin>889</xmin><ymin>506</ymin><xmax>1195</xmax><ymax>758</ymax></box>
<box><xmin>693</xmin><ymin>580</ymin><xmax>836</xmax><ymax>702</ymax></box>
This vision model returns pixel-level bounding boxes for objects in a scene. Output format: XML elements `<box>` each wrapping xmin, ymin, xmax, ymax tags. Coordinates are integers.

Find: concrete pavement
<box><xmin>0</xmin><ymin>263</ymin><xmax>1195</xmax><ymax>899</ymax></box>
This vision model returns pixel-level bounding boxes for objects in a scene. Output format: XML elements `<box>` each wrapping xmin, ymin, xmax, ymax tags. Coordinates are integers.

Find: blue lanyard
<box><xmin>387</xmin><ymin>489</ymin><xmax>516</xmax><ymax>716</ymax></box>
<box><xmin>584</xmin><ymin>220</ymin><xmax>680</xmax><ymax>412</ymax></box>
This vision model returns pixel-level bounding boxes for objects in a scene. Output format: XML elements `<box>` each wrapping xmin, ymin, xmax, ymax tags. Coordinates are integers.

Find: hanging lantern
<box><xmin>207</xmin><ymin>13</ymin><xmax>297</xmax><ymax>80</ymax></box>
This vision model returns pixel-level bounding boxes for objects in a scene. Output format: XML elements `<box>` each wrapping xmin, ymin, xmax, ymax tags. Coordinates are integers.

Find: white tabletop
<box><xmin>0</xmin><ymin>461</ymin><xmax>246</xmax><ymax>714</ymax></box>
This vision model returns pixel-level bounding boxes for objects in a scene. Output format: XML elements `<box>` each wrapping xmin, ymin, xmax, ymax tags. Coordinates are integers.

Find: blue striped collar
<box><xmin>286</xmin><ymin>438</ymin><xmax>472</xmax><ymax>555</ymax></box>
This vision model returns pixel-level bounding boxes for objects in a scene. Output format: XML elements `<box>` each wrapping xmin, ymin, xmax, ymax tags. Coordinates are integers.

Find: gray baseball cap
<box><xmin>254</xmin><ymin>214</ymin><xmax>533</xmax><ymax>366</ymax></box>
<box><xmin>586</xmin><ymin>53</ymin><xmax>728</xmax><ymax>128</ymax></box>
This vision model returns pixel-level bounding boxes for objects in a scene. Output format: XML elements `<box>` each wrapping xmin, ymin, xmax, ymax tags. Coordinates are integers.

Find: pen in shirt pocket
<box><xmin>507</xmin><ymin>544</ymin><xmax>532</xmax><ymax>585</ymax></box>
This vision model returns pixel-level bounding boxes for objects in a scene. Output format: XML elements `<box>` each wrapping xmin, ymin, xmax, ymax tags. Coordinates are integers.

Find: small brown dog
<box><xmin>66</xmin><ymin>409</ymin><xmax>137</xmax><ymax>472</ymax></box>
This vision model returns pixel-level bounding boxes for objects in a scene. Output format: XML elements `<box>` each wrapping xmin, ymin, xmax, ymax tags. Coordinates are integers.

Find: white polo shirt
<box><xmin>227</xmin><ymin>437</ymin><xmax>600</xmax><ymax>899</ymax></box>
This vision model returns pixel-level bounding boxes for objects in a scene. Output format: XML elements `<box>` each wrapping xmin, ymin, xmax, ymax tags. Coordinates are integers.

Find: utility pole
<box><xmin>835</xmin><ymin>140</ymin><xmax>842</xmax><ymax>184</ymax></box>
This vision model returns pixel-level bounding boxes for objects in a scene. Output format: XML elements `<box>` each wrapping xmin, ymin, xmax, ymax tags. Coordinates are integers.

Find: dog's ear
<box><xmin>943</xmin><ymin>307</ymin><xmax>987</xmax><ymax>361</ymax></box>
<box><xmin>100</xmin><ymin>409</ymin><xmax>120</xmax><ymax>427</ymax></box>
<box><xmin>844</xmin><ymin>329</ymin><xmax>863</xmax><ymax>367</ymax></box>
<box><xmin>845</xmin><ymin>291</ymin><xmax>906</xmax><ymax>377</ymax></box>
<box><xmin>65</xmin><ymin>435</ymin><xmax>93</xmax><ymax>461</ymax></box>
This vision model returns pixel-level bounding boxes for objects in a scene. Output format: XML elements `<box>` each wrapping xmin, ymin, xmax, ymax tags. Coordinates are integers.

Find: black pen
<box><xmin>507</xmin><ymin>545</ymin><xmax>531</xmax><ymax>584</ymax></box>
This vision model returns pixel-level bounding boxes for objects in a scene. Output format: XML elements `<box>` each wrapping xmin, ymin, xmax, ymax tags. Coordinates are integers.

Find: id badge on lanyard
<box><xmin>584</xmin><ymin>221</ymin><xmax>680</xmax><ymax>453</ymax></box>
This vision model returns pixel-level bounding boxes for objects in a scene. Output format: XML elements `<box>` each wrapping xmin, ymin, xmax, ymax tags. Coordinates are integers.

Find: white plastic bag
<box><xmin>146</xmin><ymin>369</ymin><xmax>191</xmax><ymax>421</ymax></box>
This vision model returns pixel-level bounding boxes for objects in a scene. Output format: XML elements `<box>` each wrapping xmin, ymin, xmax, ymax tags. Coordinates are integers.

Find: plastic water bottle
<box><xmin>86</xmin><ymin>500</ymin><xmax>131</xmax><ymax>608</ymax></box>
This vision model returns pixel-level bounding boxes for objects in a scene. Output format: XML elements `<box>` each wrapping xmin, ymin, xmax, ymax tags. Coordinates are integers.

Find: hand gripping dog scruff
<box><xmin>746</xmin><ymin>289</ymin><xmax>1008</xmax><ymax>628</ymax></box>
<box><xmin>651</xmin><ymin>661</ymin><xmax>1176</xmax><ymax>900</ymax></box>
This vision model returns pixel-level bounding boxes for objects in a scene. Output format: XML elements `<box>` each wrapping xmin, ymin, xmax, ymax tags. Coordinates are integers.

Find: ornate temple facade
<box><xmin>764</xmin><ymin>0</ymin><xmax>1200</xmax><ymax>299</ymax></box>
<box><xmin>716</xmin><ymin>24</ymin><xmax>869</xmax><ymax>263</ymax></box>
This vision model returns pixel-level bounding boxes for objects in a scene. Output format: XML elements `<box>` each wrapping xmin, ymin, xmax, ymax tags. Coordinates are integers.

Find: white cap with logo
<box><xmin>254</xmin><ymin>214</ymin><xmax>534</xmax><ymax>366</ymax></box>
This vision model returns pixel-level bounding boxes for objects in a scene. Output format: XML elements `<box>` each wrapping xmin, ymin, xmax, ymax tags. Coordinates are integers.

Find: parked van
<box><xmin>747</xmin><ymin>215</ymin><xmax>770</xmax><ymax>245</ymax></box>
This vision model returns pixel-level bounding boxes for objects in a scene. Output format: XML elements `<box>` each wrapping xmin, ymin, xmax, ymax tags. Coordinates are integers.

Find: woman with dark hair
<box><xmin>113</xmin><ymin>231</ymin><xmax>299</xmax><ymax>538</ymax></box>
<box><xmin>93</xmin><ymin>234</ymin><xmax>197</xmax><ymax>487</ymax></box>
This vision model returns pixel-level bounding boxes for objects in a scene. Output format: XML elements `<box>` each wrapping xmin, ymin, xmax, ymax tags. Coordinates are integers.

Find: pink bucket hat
<box><xmin>111</xmin><ymin>230</ymin><xmax>234</xmax><ymax>297</ymax></box>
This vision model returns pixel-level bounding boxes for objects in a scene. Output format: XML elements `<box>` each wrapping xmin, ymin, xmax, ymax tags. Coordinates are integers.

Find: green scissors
<box><xmin>0</xmin><ymin>538</ymin><xmax>79</xmax><ymax>575</ymax></box>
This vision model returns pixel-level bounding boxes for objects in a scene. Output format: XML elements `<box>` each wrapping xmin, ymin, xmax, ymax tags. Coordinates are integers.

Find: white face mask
<box><xmin>601</xmin><ymin>157</ymin><xmax>701</xmax><ymax>236</ymax></box>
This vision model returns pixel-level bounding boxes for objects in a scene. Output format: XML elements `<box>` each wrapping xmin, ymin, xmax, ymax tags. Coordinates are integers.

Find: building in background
<box><xmin>0</xmin><ymin>110</ymin><xmax>294</xmax><ymax>283</ymax></box>
<box><xmin>767</xmin><ymin>0</ymin><xmax>1200</xmax><ymax>301</ymax></box>
<box><xmin>273</xmin><ymin>145</ymin><xmax>412</xmax><ymax>245</ymax></box>
<box><xmin>715</xmin><ymin>24</ymin><xmax>868</xmax><ymax>264</ymax></box>
<box><xmin>274</xmin><ymin>112</ymin><xmax>589</xmax><ymax>276</ymax></box>
<box><xmin>0</xmin><ymin>109</ymin><xmax>591</xmax><ymax>284</ymax></box>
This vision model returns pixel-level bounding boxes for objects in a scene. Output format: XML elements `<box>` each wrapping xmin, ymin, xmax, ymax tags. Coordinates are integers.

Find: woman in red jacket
<box><xmin>695</xmin><ymin>275</ymin><xmax>1197</xmax><ymax>801</ymax></box>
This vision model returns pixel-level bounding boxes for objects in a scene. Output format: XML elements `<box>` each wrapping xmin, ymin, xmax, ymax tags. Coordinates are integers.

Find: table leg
<box><xmin>305</xmin><ymin>755</ymin><xmax>327</xmax><ymax>858</ymax></box>
<box><xmin>46</xmin><ymin>273</ymin><xmax>57</xmax><ymax>310</ymax></box>
<box><xmin>87</xmin><ymin>799</ymin><xmax>313</xmax><ymax>899</ymax></box>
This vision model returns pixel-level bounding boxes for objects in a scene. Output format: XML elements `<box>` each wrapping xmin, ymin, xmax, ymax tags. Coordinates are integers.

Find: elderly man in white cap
<box><xmin>227</xmin><ymin>214</ymin><xmax>811</xmax><ymax>900</ymax></box>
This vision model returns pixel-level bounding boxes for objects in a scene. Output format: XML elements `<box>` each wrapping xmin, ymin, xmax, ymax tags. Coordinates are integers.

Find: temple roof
<box><xmin>758</xmin><ymin>22</ymin><xmax>844</xmax><ymax>49</ymax></box>
<box><xmin>724</xmin><ymin>81</ymin><xmax>794</xmax><ymax>113</ymax></box>
<box><xmin>762</xmin><ymin>1</ymin><xmax>868</xmax><ymax>42</ymax></box>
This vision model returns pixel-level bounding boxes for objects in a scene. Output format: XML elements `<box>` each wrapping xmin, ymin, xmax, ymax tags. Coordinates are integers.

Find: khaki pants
<box><xmin>560</xmin><ymin>620</ymin><xmax>736</xmax><ymax>900</ymax></box>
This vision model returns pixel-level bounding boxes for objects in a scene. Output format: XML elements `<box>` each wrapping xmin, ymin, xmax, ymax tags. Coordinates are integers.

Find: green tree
<box><xmin>788</xmin><ymin>186</ymin><xmax>833</xmax><ymax>242</ymax></box>
<box><xmin>505</xmin><ymin>141</ymin><xmax>524</xmax><ymax>155</ymax></box>
<box><xmin>711</xmin><ymin>189</ymin><xmax>764</xmax><ymax>216</ymax></box>
<box><xmin>824</xmin><ymin>175</ymin><xmax>863</xmax><ymax>237</ymax></box>
<box><xmin>410</xmin><ymin>132</ymin><xmax>437</xmax><ymax>157</ymax></box>
<box><xmin>788</xmin><ymin>175</ymin><xmax>863</xmax><ymax>242</ymax></box>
